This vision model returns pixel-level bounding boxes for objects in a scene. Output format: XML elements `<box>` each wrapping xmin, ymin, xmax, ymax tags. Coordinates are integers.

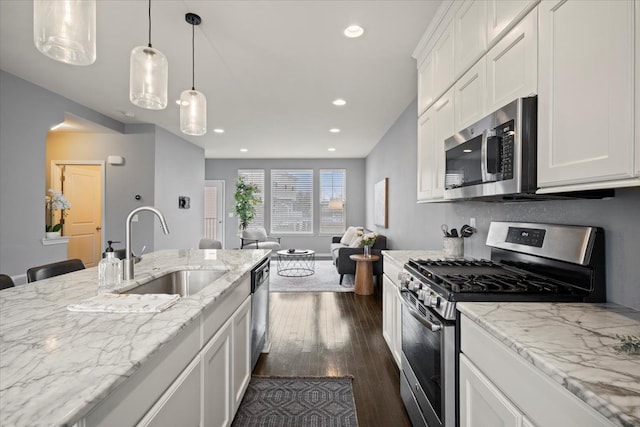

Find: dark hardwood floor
<box><xmin>254</xmin><ymin>291</ymin><xmax>412</xmax><ymax>427</ymax></box>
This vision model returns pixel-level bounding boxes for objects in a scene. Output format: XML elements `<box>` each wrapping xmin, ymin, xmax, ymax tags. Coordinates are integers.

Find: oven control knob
<box><xmin>425</xmin><ymin>295</ymin><xmax>440</xmax><ymax>308</ymax></box>
<box><xmin>410</xmin><ymin>281</ymin><xmax>421</xmax><ymax>292</ymax></box>
<box><xmin>417</xmin><ymin>289</ymin><xmax>427</xmax><ymax>301</ymax></box>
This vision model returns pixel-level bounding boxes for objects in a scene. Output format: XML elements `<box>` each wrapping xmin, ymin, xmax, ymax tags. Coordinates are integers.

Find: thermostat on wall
<box><xmin>107</xmin><ymin>155</ymin><xmax>125</xmax><ymax>165</ymax></box>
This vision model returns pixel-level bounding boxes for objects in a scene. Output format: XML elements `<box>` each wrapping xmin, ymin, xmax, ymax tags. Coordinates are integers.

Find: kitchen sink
<box><xmin>124</xmin><ymin>270</ymin><xmax>227</xmax><ymax>297</ymax></box>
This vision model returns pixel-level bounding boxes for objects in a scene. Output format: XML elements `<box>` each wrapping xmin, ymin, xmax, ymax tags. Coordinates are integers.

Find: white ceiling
<box><xmin>0</xmin><ymin>0</ymin><xmax>440</xmax><ymax>158</ymax></box>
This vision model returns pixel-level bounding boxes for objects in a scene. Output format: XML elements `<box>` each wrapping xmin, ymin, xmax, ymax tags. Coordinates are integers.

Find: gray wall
<box><xmin>205</xmin><ymin>158</ymin><xmax>366</xmax><ymax>252</ymax></box>
<box><xmin>366</xmin><ymin>99</ymin><xmax>640</xmax><ymax>310</ymax></box>
<box><xmin>0</xmin><ymin>70</ymin><xmax>204</xmax><ymax>279</ymax></box>
<box><xmin>154</xmin><ymin>127</ymin><xmax>205</xmax><ymax>250</ymax></box>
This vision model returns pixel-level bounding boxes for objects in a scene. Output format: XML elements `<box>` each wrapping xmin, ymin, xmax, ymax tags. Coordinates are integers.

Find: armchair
<box><xmin>241</xmin><ymin>227</ymin><xmax>281</xmax><ymax>250</ymax></box>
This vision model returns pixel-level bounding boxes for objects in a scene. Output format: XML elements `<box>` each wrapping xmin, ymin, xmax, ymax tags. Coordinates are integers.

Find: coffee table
<box><xmin>276</xmin><ymin>249</ymin><xmax>315</xmax><ymax>277</ymax></box>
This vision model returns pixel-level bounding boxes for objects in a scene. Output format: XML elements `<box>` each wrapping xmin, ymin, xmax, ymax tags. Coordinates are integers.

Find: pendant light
<box><xmin>129</xmin><ymin>0</ymin><xmax>168</xmax><ymax>110</ymax></box>
<box><xmin>180</xmin><ymin>13</ymin><xmax>207</xmax><ymax>136</ymax></box>
<box><xmin>33</xmin><ymin>0</ymin><xmax>96</xmax><ymax>65</ymax></box>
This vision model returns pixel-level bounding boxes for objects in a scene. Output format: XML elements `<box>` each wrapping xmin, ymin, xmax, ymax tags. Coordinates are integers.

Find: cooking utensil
<box><xmin>460</xmin><ymin>224</ymin><xmax>475</xmax><ymax>238</ymax></box>
<box><xmin>441</xmin><ymin>224</ymin><xmax>450</xmax><ymax>237</ymax></box>
<box><xmin>450</xmin><ymin>228</ymin><xmax>458</xmax><ymax>237</ymax></box>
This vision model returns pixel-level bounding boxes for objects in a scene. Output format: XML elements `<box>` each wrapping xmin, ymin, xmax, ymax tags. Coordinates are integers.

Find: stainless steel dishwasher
<box><xmin>250</xmin><ymin>258</ymin><xmax>270</xmax><ymax>370</ymax></box>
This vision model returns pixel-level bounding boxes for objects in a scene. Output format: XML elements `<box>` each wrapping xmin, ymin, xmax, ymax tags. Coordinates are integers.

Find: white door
<box><xmin>54</xmin><ymin>164</ymin><xmax>103</xmax><ymax>267</ymax></box>
<box><xmin>204</xmin><ymin>180</ymin><xmax>225</xmax><ymax>247</ymax></box>
<box><xmin>454</xmin><ymin>57</ymin><xmax>486</xmax><ymax>132</ymax></box>
<box><xmin>202</xmin><ymin>321</ymin><xmax>232</xmax><ymax>427</ymax></box>
<box><xmin>454</xmin><ymin>0</ymin><xmax>487</xmax><ymax>78</ymax></box>
<box><xmin>538</xmin><ymin>0</ymin><xmax>634</xmax><ymax>187</ymax></box>
<box><xmin>417</xmin><ymin>110</ymin><xmax>435</xmax><ymax>201</ymax></box>
<box><xmin>485</xmin><ymin>7</ymin><xmax>537</xmax><ymax>113</ymax></box>
<box><xmin>433</xmin><ymin>89</ymin><xmax>454</xmax><ymax>199</ymax></box>
<box><xmin>232</xmin><ymin>297</ymin><xmax>252</xmax><ymax>412</ymax></box>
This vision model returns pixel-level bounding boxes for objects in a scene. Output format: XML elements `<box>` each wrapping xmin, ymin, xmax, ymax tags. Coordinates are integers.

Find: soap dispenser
<box><xmin>99</xmin><ymin>240</ymin><xmax>122</xmax><ymax>291</ymax></box>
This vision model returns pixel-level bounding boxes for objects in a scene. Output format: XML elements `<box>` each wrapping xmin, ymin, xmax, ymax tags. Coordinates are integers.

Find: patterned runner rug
<box><xmin>232</xmin><ymin>376</ymin><xmax>358</xmax><ymax>427</ymax></box>
<box><xmin>269</xmin><ymin>260</ymin><xmax>354</xmax><ymax>292</ymax></box>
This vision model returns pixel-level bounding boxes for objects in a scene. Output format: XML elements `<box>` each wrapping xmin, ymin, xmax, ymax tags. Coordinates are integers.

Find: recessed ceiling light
<box><xmin>328</xmin><ymin>148</ymin><xmax>336</xmax><ymax>152</ymax></box>
<box><xmin>332</xmin><ymin>98</ymin><xmax>347</xmax><ymax>106</ymax></box>
<box><xmin>240</xmin><ymin>148</ymin><xmax>248</xmax><ymax>152</ymax></box>
<box><xmin>213</xmin><ymin>128</ymin><xmax>225</xmax><ymax>134</ymax></box>
<box><xmin>463</xmin><ymin>149</ymin><xmax>473</xmax><ymax>153</ymax></box>
<box><xmin>344</xmin><ymin>25</ymin><xmax>364</xmax><ymax>38</ymax></box>
<box><xmin>329</xmin><ymin>128</ymin><xmax>341</xmax><ymax>133</ymax></box>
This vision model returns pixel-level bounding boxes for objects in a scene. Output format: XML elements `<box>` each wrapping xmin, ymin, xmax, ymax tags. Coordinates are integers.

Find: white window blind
<box><xmin>319</xmin><ymin>169</ymin><xmax>346</xmax><ymax>234</ymax></box>
<box><xmin>271</xmin><ymin>169</ymin><xmax>313</xmax><ymax>234</ymax></box>
<box><xmin>238</xmin><ymin>169</ymin><xmax>264</xmax><ymax>230</ymax></box>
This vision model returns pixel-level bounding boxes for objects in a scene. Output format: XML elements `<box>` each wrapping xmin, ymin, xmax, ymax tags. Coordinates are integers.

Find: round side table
<box><xmin>349</xmin><ymin>254</ymin><xmax>380</xmax><ymax>296</ymax></box>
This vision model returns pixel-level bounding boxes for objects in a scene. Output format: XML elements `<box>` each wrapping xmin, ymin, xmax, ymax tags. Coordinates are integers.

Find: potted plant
<box><xmin>233</xmin><ymin>177</ymin><xmax>260</xmax><ymax>231</ymax></box>
<box><xmin>45</xmin><ymin>189</ymin><xmax>70</xmax><ymax>238</ymax></box>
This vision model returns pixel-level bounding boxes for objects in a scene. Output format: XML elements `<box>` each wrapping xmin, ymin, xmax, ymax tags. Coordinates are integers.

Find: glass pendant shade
<box><xmin>180</xmin><ymin>89</ymin><xmax>207</xmax><ymax>136</ymax></box>
<box><xmin>33</xmin><ymin>0</ymin><xmax>96</xmax><ymax>66</ymax></box>
<box><xmin>129</xmin><ymin>45</ymin><xmax>168</xmax><ymax>110</ymax></box>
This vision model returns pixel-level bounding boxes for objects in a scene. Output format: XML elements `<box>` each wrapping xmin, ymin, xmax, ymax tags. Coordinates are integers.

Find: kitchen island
<box><xmin>0</xmin><ymin>249</ymin><xmax>270</xmax><ymax>426</ymax></box>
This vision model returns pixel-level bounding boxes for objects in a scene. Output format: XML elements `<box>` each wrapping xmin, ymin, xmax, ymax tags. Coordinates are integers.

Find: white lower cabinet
<box><xmin>138</xmin><ymin>357</ymin><xmax>202</xmax><ymax>427</ymax></box>
<box><xmin>460</xmin><ymin>314</ymin><xmax>613</xmax><ymax>427</ymax></box>
<box><xmin>202</xmin><ymin>321</ymin><xmax>233</xmax><ymax>427</ymax></box>
<box><xmin>232</xmin><ymin>297</ymin><xmax>252</xmax><ymax>413</ymax></box>
<box><xmin>460</xmin><ymin>354</ymin><xmax>524</xmax><ymax>427</ymax></box>
<box><xmin>382</xmin><ymin>259</ymin><xmax>403</xmax><ymax>368</ymax></box>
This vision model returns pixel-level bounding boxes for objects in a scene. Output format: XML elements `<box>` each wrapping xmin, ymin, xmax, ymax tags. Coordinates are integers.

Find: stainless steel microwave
<box><xmin>444</xmin><ymin>96</ymin><xmax>537</xmax><ymax>200</ymax></box>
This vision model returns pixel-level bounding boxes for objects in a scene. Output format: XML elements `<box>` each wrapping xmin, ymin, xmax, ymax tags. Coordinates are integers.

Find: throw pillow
<box><xmin>340</xmin><ymin>226</ymin><xmax>362</xmax><ymax>245</ymax></box>
<box><xmin>349</xmin><ymin>232</ymin><xmax>363</xmax><ymax>248</ymax></box>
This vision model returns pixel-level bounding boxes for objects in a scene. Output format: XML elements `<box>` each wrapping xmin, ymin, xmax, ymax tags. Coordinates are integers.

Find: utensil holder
<box><xmin>443</xmin><ymin>237</ymin><xmax>464</xmax><ymax>258</ymax></box>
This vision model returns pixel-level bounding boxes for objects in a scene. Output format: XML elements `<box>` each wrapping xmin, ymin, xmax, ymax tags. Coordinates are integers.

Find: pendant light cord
<box><xmin>147</xmin><ymin>0</ymin><xmax>152</xmax><ymax>48</ymax></box>
<box><xmin>191</xmin><ymin>22</ymin><xmax>195</xmax><ymax>90</ymax></box>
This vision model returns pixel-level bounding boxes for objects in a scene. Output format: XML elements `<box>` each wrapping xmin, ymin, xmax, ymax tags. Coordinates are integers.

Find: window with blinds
<box><xmin>319</xmin><ymin>169</ymin><xmax>346</xmax><ymax>234</ymax></box>
<box><xmin>238</xmin><ymin>169</ymin><xmax>264</xmax><ymax>230</ymax></box>
<box><xmin>271</xmin><ymin>169</ymin><xmax>313</xmax><ymax>234</ymax></box>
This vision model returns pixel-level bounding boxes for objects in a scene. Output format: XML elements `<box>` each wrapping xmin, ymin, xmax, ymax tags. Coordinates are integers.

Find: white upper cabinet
<box><xmin>485</xmin><ymin>7</ymin><xmax>537</xmax><ymax>114</ymax></box>
<box><xmin>486</xmin><ymin>0</ymin><xmax>538</xmax><ymax>46</ymax></box>
<box><xmin>433</xmin><ymin>20</ymin><xmax>455</xmax><ymax>100</ymax></box>
<box><xmin>454</xmin><ymin>0</ymin><xmax>488</xmax><ymax>78</ymax></box>
<box><xmin>417</xmin><ymin>110</ymin><xmax>435</xmax><ymax>201</ymax></box>
<box><xmin>538</xmin><ymin>0</ymin><xmax>635</xmax><ymax>189</ymax></box>
<box><xmin>433</xmin><ymin>89</ymin><xmax>455</xmax><ymax>199</ymax></box>
<box><xmin>454</xmin><ymin>57</ymin><xmax>486</xmax><ymax>132</ymax></box>
<box><xmin>418</xmin><ymin>53</ymin><xmax>435</xmax><ymax>116</ymax></box>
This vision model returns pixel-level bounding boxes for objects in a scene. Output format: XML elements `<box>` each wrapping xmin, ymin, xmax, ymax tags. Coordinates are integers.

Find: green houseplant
<box><xmin>45</xmin><ymin>189</ymin><xmax>70</xmax><ymax>234</ymax></box>
<box><xmin>234</xmin><ymin>177</ymin><xmax>260</xmax><ymax>231</ymax></box>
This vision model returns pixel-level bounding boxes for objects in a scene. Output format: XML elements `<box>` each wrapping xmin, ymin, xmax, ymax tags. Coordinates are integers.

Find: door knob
<box><xmin>96</xmin><ymin>227</ymin><xmax>102</xmax><ymax>231</ymax></box>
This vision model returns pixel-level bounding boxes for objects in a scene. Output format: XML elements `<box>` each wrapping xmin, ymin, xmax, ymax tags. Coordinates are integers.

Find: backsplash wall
<box><xmin>366</xmin><ymin>99</ymin><xmax>640</xmax><ymax>310</ymax></box>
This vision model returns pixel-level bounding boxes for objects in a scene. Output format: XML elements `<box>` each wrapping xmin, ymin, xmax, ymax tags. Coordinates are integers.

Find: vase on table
<box><xmin>363</xmin><ymin>245</ymin><xmax>371</xmax><ymax>258</ymax></box>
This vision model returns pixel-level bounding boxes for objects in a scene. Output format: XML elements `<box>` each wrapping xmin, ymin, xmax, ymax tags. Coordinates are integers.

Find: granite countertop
<box><xmin>458</xmin><ymin>302</ymin><xmax>640</xmax><ymax>427</ymax></box>
<box><xmin>0</xmin><ymin>249</ymin><xmax>270</xmax><ymax>426</ymax></box>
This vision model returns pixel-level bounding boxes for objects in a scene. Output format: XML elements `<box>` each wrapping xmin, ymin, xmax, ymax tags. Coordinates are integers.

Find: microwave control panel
<box><xmin>496</xmin><ymin>120</ymin><xmax>515</xmax><ymax>180</ymax></box>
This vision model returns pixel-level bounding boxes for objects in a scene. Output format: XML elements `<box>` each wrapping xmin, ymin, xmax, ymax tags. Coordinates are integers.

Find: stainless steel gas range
<box><xmin>398</xmin><ymin>221</ymin><xmax>606</xmax><ymax>427</ymax></box>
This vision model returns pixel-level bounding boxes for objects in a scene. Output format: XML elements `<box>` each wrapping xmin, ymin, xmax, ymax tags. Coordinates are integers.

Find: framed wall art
<box><xmin>374</xmin><ymin>177</ymin><xmax>388</xmax><ymax>228</ymax></box>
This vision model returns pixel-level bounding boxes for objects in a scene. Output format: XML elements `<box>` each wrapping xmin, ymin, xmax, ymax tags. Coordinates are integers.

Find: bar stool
<box><xmin>0</xmin><ymin>274</ymin><xmax>14</xmax><ymax>290</ymax></box>
<box><xmin>26</xmin><ymin>259</ymin><xmax>85</xmax><ymax>283</ymax></box>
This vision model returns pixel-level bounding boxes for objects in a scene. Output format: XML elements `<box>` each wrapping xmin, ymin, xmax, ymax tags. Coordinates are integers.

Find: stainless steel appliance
<box><xmin>444</xmin><ymin>97</ymin><xmax>537</xmax><ymax>200</ymax></box>
<box><xmin>399</xmin><ymin>221</ymin><xmax>605</xmax><ymax>427</ymax></box>
<box><xmin>250</xmin><ymin>258</ymin><xmax>270</xmax><ymax>370</ymax></box>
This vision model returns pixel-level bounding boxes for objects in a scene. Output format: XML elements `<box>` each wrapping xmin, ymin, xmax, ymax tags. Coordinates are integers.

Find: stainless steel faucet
<box><xmin>123</xmin><ymin>206</ymin><xmax>170</xmax><ymax>280</ymax></box>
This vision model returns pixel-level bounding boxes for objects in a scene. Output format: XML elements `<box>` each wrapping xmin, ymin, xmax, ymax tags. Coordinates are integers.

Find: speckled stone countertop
<box><xmin>0</xmin><ymin>249</ymin><xmax>269</xmax><ymax>426</ymax></box>
<box><xmin>458</xmin><ymin>302</ymin><xmax>640</xmax><ymax>427</ymax></box>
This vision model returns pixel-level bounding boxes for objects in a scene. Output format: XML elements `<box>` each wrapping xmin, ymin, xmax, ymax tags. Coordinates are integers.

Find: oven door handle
<box><xmin>400</xmin><ymin>291</ymin><xmax>442</xmax><ymax>332</ymax></box>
